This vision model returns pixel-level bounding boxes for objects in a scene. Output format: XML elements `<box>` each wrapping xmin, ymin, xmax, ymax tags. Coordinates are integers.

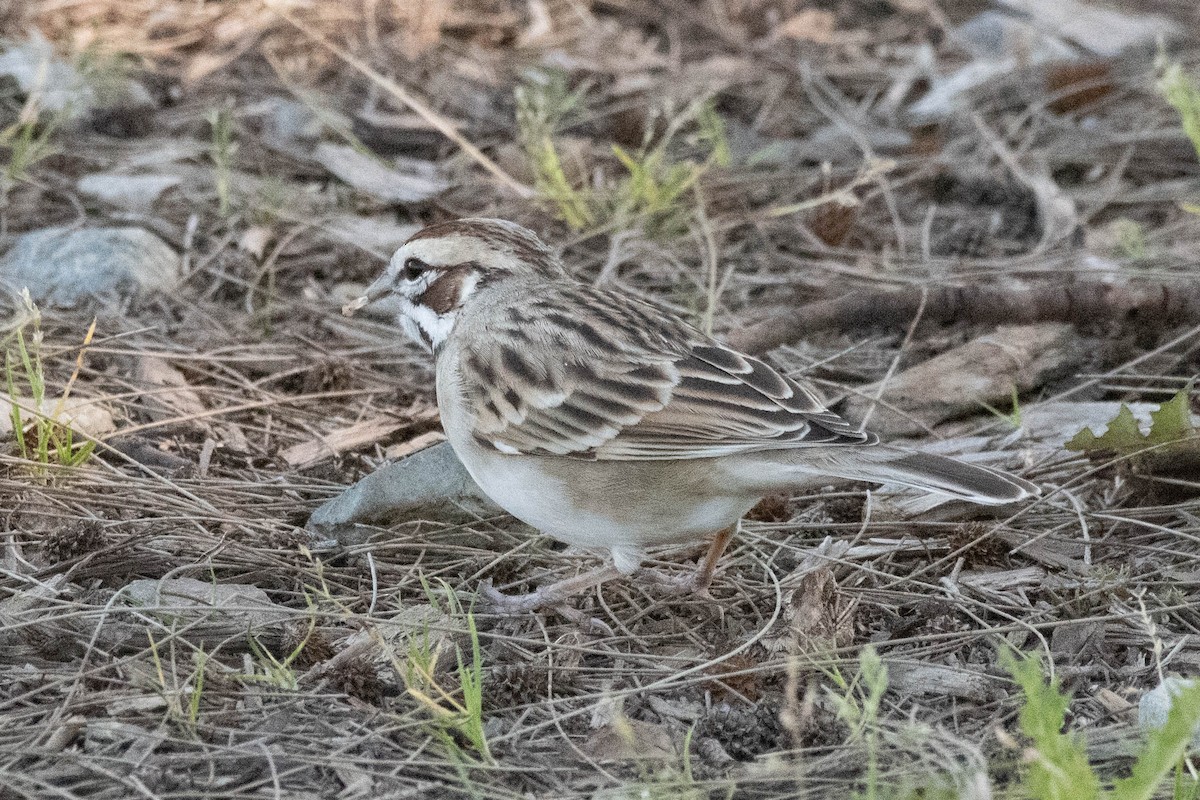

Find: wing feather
<box><xmin>463</xmin><ymin>284</ymin><xmax>875</xmax><ymax>460</ymax></box>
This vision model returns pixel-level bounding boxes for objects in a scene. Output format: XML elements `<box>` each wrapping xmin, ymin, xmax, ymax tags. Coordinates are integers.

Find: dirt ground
<box><xmin>2</xmin><ymin>1</ymin><xmax>1200</xmax><ymax>797</ymax></box>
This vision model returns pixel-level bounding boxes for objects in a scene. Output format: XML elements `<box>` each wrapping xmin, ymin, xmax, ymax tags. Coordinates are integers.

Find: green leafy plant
<box><xmin>3</xmin><ymin>292</ymin><xmax>98</xmax><ymax>471</ymax></box>
<box><xmin>1002</xmin><ymin>648</ymin><xmax>1200</xmax><ymax>800</ymax></box>
<box><xmin>1158</xmin><ymin>56</ymin><xmax>1200</xmax><ymax>219</ymax></box>
<box><xmin>1065</xmin><ymin>390</ymin><xmax>1197</xmax><ymax>457</ymax></box>
<box><xmin>1159</xmin><ymin>59</ymin><xmax>1200</xmax><ymax>164</ymax></box>
<box><xmin>810</xmin><ymin>647</ymin><xmax>1199</xmax><ymax>799</ymax></box>
<box><xmin>827</xmin><ymin>646</ymin><xmax>889</xmax><ymax>799</ymax></box>
<box><xmin>146</xmin><ymin>630</ymin><xmax>209</xmax><ymax>732</ymax></box>
<box><xmin>1002</xmin><ymin>649</ymin><xmax>1102</xmax><ymax>800</ymax></box>
<box><xmin>237</xmin><ymin>623</ymin><xmax>315</xmax><ymax>692</ymax></box>
<box><xmin>980</xmin><ymin>384</ymin><xmax>1024</xmax><ymax>429</ymax></box>
<box><xmin>74</xmin><ymin>45</ymin><xmax>135</xmax><ymax>107</ymax></box>
<box><xmin>1114</xmin><ymin>218</ymin><xmax>1149</xmax><ymax>261</ymax></box>
<box><xmin>1113</xmin><ymin>679</ymin><xmax>1200</xmax><ymax>800</ymax></box>
<box><xmin>816</xmin><ymin>647</ymin><xmax>976</xmax><ymax>800</ymax></box>
<box><xmin>236</xmin><ymin>592</ymin><xmax>320</xmax><ymax>692</ymax></box>
<box><xmin>515</xmin><ymin>71</ymin><xmax>594</xmax><ymax>230</ymax></box>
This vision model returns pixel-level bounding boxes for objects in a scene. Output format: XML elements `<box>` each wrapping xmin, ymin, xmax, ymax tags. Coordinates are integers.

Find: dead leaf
<box><xmin>1044</xmin><ymin>60</ymin><xmax>1114</xmax><ymax>113</ymax></box>
<box><xmin>583</xmin><ymin>717</ymin><xmax>675</xmax><ymax>762</ymax></box>
<box><xmin>137</xmin><ymin>356</ymin><xmax>206</xmax><ymax>420</ymax></box>
<box><xmin>395</xmin><ymin>0</ymin><xmax>450</xmax><ymax>60</ymax></box>
<box><xmin>789</xmin><ymin>566</ymin><xmax>856</xmax><ymax>652</ymax></box>
<box><xmin>810</xmin><ymin>199</ymin><xmax>859</xmax><ymax>246</ymax></box>
<box><xmin>777</xmin><ymin>10</ymin><xmax>836</xmax><ymax>43</ymax></box>
<box><xmin>520</xmin><ymin>0</ymin><xmax>553</xmax><ymax>43</ymax></box>
<box><xmin>184</xmin><ymin>51</ymin><xmax>238</xmax><ymax>85</ymax></box>
<box><xmin>0</xmin><ymin>394</ymin><xmax>115</xmax><ymax>438</ymax></box>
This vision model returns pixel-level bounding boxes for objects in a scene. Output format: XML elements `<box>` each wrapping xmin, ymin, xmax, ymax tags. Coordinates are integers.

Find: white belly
<box><xmin>455</xmin><ymin>435</ymin><xmax>642</xmax><ymax>550</ymax></box>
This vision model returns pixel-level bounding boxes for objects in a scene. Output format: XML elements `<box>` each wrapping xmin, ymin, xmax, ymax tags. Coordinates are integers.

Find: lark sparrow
<box><xmin>346</xmin><ymin>218</ymin><xmax>1038</xmax><ymax>612</ymax></box>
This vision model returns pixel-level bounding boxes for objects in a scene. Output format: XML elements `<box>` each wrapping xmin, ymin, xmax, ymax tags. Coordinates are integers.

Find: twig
<box><xmin>730</xmin><ymin>280</ymin><xmax>1200</xmax><ymax>355</ymax></box>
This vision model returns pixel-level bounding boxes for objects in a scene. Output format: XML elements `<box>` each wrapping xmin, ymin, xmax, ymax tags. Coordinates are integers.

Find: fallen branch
<box><xmin>729</xmin><ymin>281</ymin><xmax>1200</xmax><ymax>355</ymax></box>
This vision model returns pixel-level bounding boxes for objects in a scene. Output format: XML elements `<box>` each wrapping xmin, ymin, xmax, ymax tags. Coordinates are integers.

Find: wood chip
<box><xmin>777</xmin><ymin>10</ymin><xmax>836</xmax><ymax>43</ymax></box>
<box><xmin>842</xmin><ymin>323</ymin><xmax>1084</xmax><ymax>437</ymax></box>
<box><xmin>384</xmin><ymin>429</ymin><xmax>446</xmax><ymax>460</ymax></box>
<box><xmin>889</xmin><ymin>662</ymin><xmax>1002</xmax><ymax>702</ymax></box>
<box><xmin>281</xmin><ymin>407</ymin><xmax>439</xmax><ymax>468</ymax></box>
<box><xmin>1095</xmin><ymin>687</ymin><xmax>1135</xmax><ymax>715</ymax></box>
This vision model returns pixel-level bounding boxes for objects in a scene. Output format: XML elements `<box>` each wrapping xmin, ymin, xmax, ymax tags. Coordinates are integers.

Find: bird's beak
<box><xmin>341</xmin><ymin>275</ymin><xmax>393</xmax><ymax>317</ymax></box>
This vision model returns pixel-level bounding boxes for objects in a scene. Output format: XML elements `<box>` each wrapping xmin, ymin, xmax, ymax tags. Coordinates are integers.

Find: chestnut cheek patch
<box><xmin>417</xmin><ymin>267</ymin><xmax>468</xmax><ymax>315</ymax></box>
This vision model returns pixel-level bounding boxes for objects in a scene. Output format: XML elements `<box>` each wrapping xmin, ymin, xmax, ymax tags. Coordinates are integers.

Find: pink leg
<box><xmin>643</xmin><ymin>526</ymin><xmax>736</xmax><ymax>598</ymax></box>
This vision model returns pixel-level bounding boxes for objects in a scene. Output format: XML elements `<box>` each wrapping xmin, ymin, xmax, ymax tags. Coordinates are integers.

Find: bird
<box><xmin>345</xmin><ymin>217</ymin><xmax>1039</xmax><ymax>613</ymax></box>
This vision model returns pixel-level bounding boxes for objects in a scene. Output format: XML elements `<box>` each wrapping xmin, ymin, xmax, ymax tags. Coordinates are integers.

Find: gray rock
<box><xmin>77</xmin><ymin>173</ymin><xmax>181</xmax><ymax>213</ymax></box>
<box><xmin>265</xmin><ymin>97</ymin><xmax>325</xmax><ymax>142</ymax></box>
<box><xmin>0</xmin><ymin>32</ymin><xmax>154</xmax><ymax>120</ymax></box>
<box><xmin>0</xmin><ymin>226</ymin><xmax>180</xmax><ymax>307</ymax></box>
<box><xmin>308</xmin><ymin>441</ymin><xmax>496</xmax><ymax>545</ymax></box>
<box><xmin>0</xmin><ymin>34</ymin><xmax>95</xmax><ymax>118</ymax></box>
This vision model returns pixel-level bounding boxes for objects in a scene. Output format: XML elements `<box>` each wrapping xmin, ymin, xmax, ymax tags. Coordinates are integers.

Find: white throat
<box><xmin>398</xmin><ymin>301</ymin><xmax>455</xmax><ymax>352</ymax></box>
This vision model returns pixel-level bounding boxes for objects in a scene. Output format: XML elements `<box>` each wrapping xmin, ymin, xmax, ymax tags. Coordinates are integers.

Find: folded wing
<box><xmin>465</xmin><ymin>285</ymin><xmax>874</xmax><ymax>461</ymax></box>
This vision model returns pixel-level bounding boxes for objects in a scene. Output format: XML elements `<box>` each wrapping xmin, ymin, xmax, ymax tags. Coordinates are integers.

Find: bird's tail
<box><xmin>780</xmin><ymin>447</ymin><xmax>1039</xmax><ymax>505</ymax></box>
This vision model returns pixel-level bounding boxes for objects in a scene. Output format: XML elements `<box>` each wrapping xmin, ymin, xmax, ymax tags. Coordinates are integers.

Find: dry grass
<box><xmin>2</xmin><ymin>1</ymin><xmax>1200</xmax><ymax>797</ymax></box>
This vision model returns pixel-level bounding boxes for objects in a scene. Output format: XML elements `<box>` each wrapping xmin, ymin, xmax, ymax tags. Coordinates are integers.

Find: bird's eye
<box><xmin>402</xmin><ymin>257</ymin><xmax>429</xmax><ymax>281</ymax></box>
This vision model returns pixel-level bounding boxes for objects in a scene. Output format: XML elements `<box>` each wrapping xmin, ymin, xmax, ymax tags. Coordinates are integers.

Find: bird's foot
<box><xmin>478</xmin><ymin>579</ymin><xmax>546</xmax><ymax>614</ymax></box>
<box><xmin>641</xmin><ymin>526</ymin><xmax>735</xmax><ymax>600</ymax></box>
<box><xmin>478</xmin><ymin>565</ymin><xmax>622</xmax><ymax>614</ymax></box>
<box><xmin>641</xmin><ymin>568</ymin><xmax>715</xmax><ymax>600</ymax></box>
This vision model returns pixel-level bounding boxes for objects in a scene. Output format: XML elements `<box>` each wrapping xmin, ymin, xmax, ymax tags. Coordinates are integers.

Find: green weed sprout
<box><xmin>0</xmin><ymin>91</ymin><xmax>62</xmax><ymax>204</ymax></box>
<box><xmin>515</xmin><ymin>71</ymin><xmax>730</xmax><ymax>237</ymax></box>
<box><xmin>207</xmin><ymin>106</ymin><xmax>238</xmax><ymax>218</ymax></box>
<box><xmin>4</xmin><ymin>291</ymin><xmax>98</xmax><ymax>471</ymax></box>
<box><xmin>400</xmin><ymin>579</ymin><xmax>493</xmax><ymax>765</ymax></box>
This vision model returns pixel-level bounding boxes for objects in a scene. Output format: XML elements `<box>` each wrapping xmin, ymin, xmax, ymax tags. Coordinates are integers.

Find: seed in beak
<box><xmin>341</xmin><ymin>284</ymin><xmax>390</xmax><ymax>317</ymax></box>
